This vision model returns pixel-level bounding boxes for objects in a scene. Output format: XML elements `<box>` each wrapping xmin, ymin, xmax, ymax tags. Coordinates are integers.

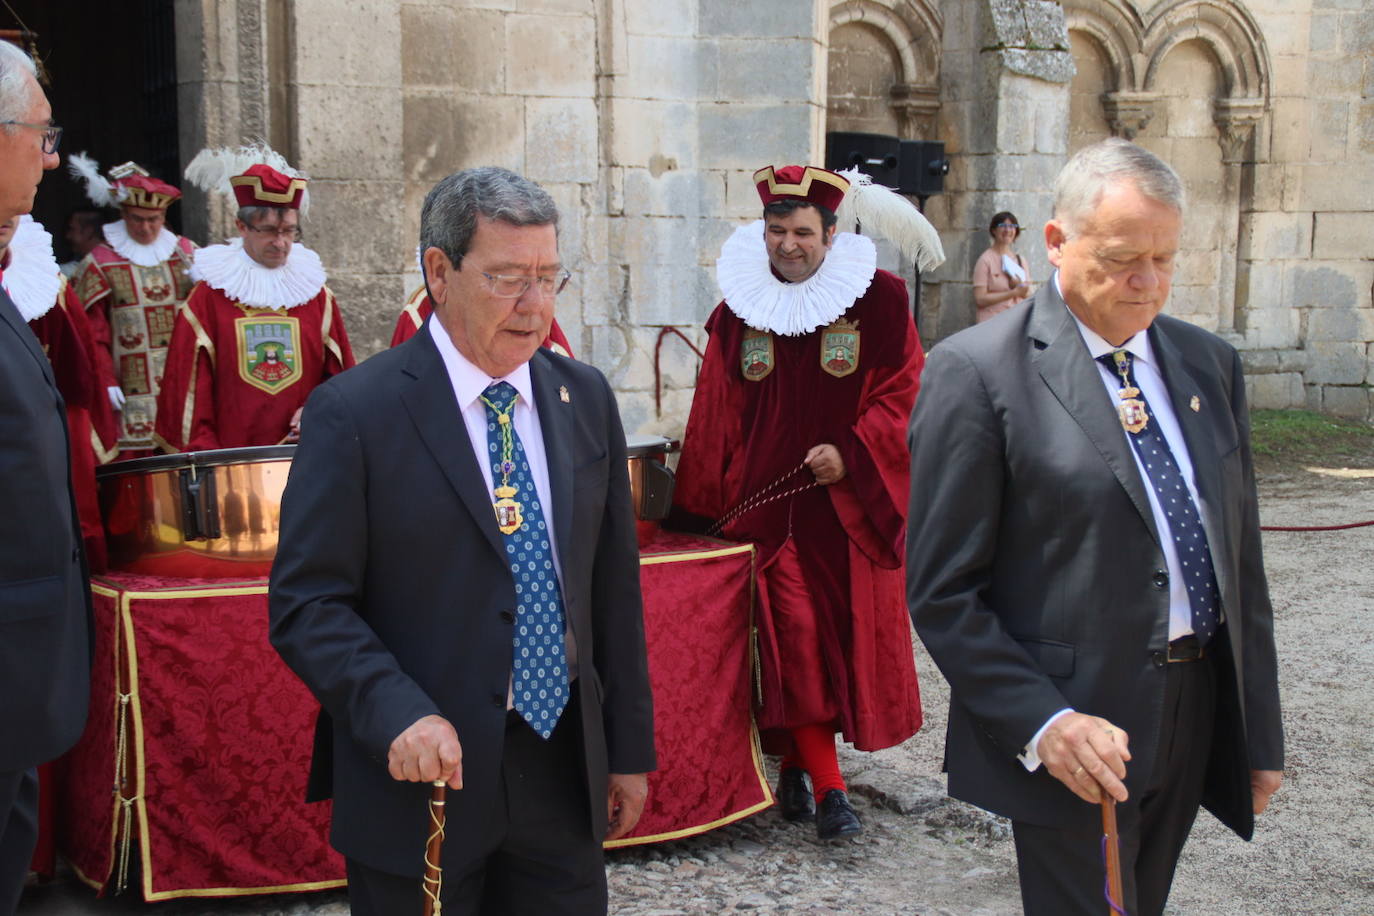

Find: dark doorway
<box><xmin>4</xmin><ymin>0</ymin><xmax>184</xmax><ymax>260</ymax></box>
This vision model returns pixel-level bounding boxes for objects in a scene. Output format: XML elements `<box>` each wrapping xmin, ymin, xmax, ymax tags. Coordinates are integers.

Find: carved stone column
<box><xmin>1214</xmin><ymin>97</ymin><xmax>1265</xmax><ymax>163</ymax></box>
<box><xmin>1101</xmin><ymin>91</ymin><xmax>1161</xmax><ymax>140</ymax></box>
<box><xmin>1213</xmin><ymin>98</ymin><xmax>1266</xmax><ymax>334</ymax></box>
<box><xmin>889</xmin><ymin>82</ymin><xmax>940</xmax><ymax>139</ymax></box>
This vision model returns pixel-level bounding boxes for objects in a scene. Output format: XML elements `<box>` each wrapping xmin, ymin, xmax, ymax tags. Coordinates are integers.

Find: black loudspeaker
<box><xmin>898</xmin><ymin>140</ymin><xmax>949</xmax><ymax>198</ymax></box>
<box><xmin>825</xmin><ymin>132</ymin><xmax>901</xmax><ymax>189</ymax></box>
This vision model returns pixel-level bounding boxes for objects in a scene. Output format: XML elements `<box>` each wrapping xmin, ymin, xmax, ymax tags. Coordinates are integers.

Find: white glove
<box><xmin>107</xmin><ymin>386</ymin><xmax>126</xmax><ymax>411</ymax></box>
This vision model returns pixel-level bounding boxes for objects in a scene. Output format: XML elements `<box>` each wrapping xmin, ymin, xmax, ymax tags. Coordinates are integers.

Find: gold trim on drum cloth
<box><xmin>740</xmin><ymin>328</ymin><xmax>774</xmax><ymax>381</ymax></box>
<box><xmin>608</xmin><ymin>543</ymin><xmax>769</xmax><ymax>848</ymax></box>
<box><xmin>88</xmin><ymin>582</ymin><xmax>348</xmax><ymax>901</ymax></box>
<box><xmin>638</xmin><ymin>542</ymin><xmax>756</xmax><ymax>566</ymax></box>
<box><xmin>820</xmin><ymin>317</ymin><xmax>859</xmax><ymax>378</ymax></box>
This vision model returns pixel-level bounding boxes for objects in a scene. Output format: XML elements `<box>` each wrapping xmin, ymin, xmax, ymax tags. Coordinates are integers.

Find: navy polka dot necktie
<box><xmin>481</xmin><ymin>381</ymin><xmax>569</xmax><ymax>738</ymax></box>
<box><xmin>1099</xmin><ymin>351</ymin><xmax>1221</xmax><ymax>645</ymax></box>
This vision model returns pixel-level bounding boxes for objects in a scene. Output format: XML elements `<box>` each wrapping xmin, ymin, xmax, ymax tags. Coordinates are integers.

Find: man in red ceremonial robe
<box><xmin>390</xmin><ymin>279</ymin><xmax>575</xmax><ymax>357</ymax></box>
<box><xmin>68</xmin><ymin>158</ymin><xmax>197</xmax><ymax>457</ymax></box>
<box><xmin>0</xmin><ymin>214</ymin><xmax>118</xmax><ymax>571</ymax></box>
<box><xmin>672</xmin><ymin>164</ymin><xmax>943</xmax><ymax>841</ymax></box>
<box><xmin>156</xmin><ymin>146</ymin><xmax>354</xmax><ymax>451</ymax></box>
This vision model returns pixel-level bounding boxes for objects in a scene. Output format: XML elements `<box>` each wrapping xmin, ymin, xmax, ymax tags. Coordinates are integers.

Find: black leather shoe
<box><xmin>816</xmin><ymin>788</ymin><xmax>862</xmax><ymax>840</ymax></box>
<box><xmin>776</xmin><ymin>768</ymin><xmax>815</xmax><ymax>822</ymax></box>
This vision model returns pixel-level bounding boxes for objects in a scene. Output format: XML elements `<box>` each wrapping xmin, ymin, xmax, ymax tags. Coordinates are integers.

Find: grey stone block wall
<box><xmin>170</xmin><ymin>0</ymin><xmax>1373</xmax><ymax>434</ymax></box>
<box><xmin>1235</xmin><ymin>2</ymin><xmax>1374</xmax><ymax>419</ymax></box>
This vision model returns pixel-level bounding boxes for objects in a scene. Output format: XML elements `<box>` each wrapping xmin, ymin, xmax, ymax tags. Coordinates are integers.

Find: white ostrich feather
<box><xmin>67</xmin><ymin>152</ymin><xmax>115</xmax><ymax>208</ymax></box>
<box><xmin>833</xmin><ymin>167</ymin><xmax>945</xmax><ymax>272</ymax></box>
<box><xmin>184</xmin><ymin>141</ymin><xmax>310</xmax><ymax>215</ymax></box>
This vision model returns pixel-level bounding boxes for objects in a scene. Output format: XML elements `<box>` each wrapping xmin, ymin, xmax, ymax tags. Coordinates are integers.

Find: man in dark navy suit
<box><xmin>271</xmin><ymin>167</ymin><xmax>655</xmax><ymax>915</ymax></box>
<box><xmin>907</xmin><ymin>139</ymin><xmax>1282</xmax><ymax>915</ymax></box>
<box><xmin>0</xmin><ymin>41</ymin><xmax>93</xmax><ymax>915</ymax></box>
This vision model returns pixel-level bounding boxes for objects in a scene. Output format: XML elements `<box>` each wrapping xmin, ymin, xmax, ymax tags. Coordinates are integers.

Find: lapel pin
<box><xmin>1189</xmin><ymin>396</ymin><xmax>1200</xmax><ymax>412</ymax></box>
<box><xmin>559</xmin><ymin>385</ymin><xmax>570</xmax><ymax>403</ymax></box>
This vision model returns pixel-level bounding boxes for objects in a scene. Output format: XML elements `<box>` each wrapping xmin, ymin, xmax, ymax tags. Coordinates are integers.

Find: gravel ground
<box><xmin>18</xmin><ymin>463</ymin><xmax>1373</xmax><ymax>915</ymax></box>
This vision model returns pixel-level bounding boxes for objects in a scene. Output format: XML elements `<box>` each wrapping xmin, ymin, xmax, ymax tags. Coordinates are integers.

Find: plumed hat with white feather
<box><xmin>753</xmin><ymin>163</ymin><xmax>945</xmax><ymax>273</ymax></box>
<box><xmin>68</xmin><ymin>154</ymin><xmax>182</xmax><ymax>211</ymax></box>
<box><xmin>184</xmin><ymin>142</ymin><xmax>310</xmax><ymax>213</ymax></box>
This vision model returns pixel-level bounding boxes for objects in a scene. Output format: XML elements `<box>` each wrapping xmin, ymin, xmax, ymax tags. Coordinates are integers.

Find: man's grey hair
<box><xmin>1053</xmin><ymin>137</ymin><xmax>1185</xmax><ymax>236</ymax></box>
<box><xmin>0</xmin><ymin>42</ymin><xmax>38</xmax><ymax>127</ymax></box>
<box><xmin>419</xmin><ymin>167</ymin><xmax>558</xmax><ymax>271</ymax></box>
<box><xmin>237</xmin><ymin>205</ymin><xmax>293</xmax><ymax>226</ymax></box>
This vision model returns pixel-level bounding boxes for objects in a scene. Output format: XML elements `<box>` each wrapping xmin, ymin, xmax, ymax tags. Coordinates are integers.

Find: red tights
<box><xmin>780</xmin><ymin>724</ymin><xmax>845</xmax><ymax>802</ymax></box>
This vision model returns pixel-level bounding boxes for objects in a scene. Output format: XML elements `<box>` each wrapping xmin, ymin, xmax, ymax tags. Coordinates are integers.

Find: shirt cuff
<box><xmin>1018</xmin><ymin>708</ymin><xmax>1074</xmax><ymax>772</ymax></box>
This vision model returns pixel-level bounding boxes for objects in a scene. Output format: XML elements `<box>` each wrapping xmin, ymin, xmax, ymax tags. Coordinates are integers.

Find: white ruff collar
<box><xmin>191</xmin><ymin>239</ymin><xmax>327</xmax><ymax>310</ymax></box>
<box><xmin>102</xmin><ymin>219</ymin><xmax>180</xmax><ymax>268</ymax></box>
<box><xmin>716</xmin><ymin>220</ymin><xmax>877</xmax><ymax>336</ymax></box>
<box><xmin>3</xmin><ymin>216</ymin><xmax>62</xmax><ymax>321</ymax></box>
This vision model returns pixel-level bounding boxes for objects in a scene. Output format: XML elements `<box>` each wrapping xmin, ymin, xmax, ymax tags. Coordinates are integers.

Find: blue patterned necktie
<box><xmin>1099</xmin><ymin>350</ymin><xmax>1221</xmax><ymax>645</ymax></box>
<box><xmin>480</xmin><ymin>381</ymin><xmax>569</xmax><ymax>738</ymax></box>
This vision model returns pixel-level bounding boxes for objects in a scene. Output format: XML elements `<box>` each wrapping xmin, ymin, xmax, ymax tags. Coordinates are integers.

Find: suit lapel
<box><xmin>1029</xmin><ymin>286</ymin><xmax>1161</xmax><ymax>547</ymax></box>
<box><xmin>398</xmin><ymin>330</ymin><xmax>506</xmax><ymax>561</ymax></box>
<box><xmin>529</xmin><ymin>352</ymin><xmax>574</xmax><ymax>559</ymax></box>
<box><xmin>1149</xmin><ymin>322</ymin><xmax>1232</xmax><ymax>600</ymax></box>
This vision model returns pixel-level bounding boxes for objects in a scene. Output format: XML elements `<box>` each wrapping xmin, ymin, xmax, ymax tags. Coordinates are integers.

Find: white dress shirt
<box><xmin>1020</xmin><ymin>275</ymin><xmax>1213</xmax><ymax>771</ymax></box>
<box><xmin>427</xmin><ymin>318</ymin><xmax>577</xmax><ymax>687</ymax></box>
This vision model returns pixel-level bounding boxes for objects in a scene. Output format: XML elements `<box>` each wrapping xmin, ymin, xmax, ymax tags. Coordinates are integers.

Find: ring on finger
<box><xmin>1074</xmin><ymin>766</ymin><xmax>1085</xmax><ymax>777</ymax></box>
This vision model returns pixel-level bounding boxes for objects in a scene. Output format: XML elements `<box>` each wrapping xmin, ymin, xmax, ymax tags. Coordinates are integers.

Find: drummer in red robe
<box><xmin>0</xmin><ymin>214</ymin><xmax>118</xmax><ymax>572</ymax></box>
<box><xmin>390</xmin><ymin>265</ymin><xmax>576</xmax><ymax>357</ymax></box>
<box><xmin>155</xmin><ymin>144</ymin><xmax>355</xmax><ymax>452</ymax></box>
<box><xmin>671</xmin><ymin>164</ymin><xmax>944</xmax><ymax>841</ymax></box>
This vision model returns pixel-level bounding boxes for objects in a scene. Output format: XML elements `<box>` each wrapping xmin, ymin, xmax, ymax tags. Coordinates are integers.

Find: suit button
<box><xmin>1151</xmin><ymin>651</ymin><xmax>1166</xmax><ymax>668</ymax></box>
<box><xmin>500</xmin><ymin>610</ymin><xmax>515</xmax><ymax>624</ymax></box>
<box><xmin>491</xmin><ymin>693</ymin><xmax>505</xmax><ymax>709</ymax></box>
<box><xmin>1152</xmin><ymin>569</ymin><xmax>1169</xmax><ymax>589</ymax></box>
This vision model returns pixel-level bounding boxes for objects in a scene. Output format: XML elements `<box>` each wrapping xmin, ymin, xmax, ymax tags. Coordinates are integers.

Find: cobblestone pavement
<box><xmin>18</xmin><ymin>469</ymin><xmax>1374</xmax><ymax>915</ymax></box>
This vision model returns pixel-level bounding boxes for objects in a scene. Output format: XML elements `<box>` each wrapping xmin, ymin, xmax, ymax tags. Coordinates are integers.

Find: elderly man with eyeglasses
<box><xmin>154</xmin><ymin>143</ymin><xmax>354</xmax><ymax>452</ymax></box>
<box><xmin>269</xmin><ymin>166</ymin><xmax>654</xmax><ymax>915</ymax></box>
<box><xmin>0</xmin><ymin>40</ymin><xmax>94</xmax><ymax>914</ymax></box>
<box><xmin>68</xmin><ymin>154</ymin><xmax>198</xmax><ymax>458</ymax></box>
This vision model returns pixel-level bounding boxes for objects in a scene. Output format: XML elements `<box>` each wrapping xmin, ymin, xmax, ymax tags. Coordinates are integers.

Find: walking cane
<box><xmin>1101</xmin><ymin>796</ymin><xmax>1126</xmax><ymax>915</ymax></box>
<box><xmin>422</xmin><ymin>781</ymin><xmax>447</xmax><ymax>916</ymax></box>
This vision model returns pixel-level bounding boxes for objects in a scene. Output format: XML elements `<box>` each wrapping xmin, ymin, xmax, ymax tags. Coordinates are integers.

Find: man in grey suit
<box><xmin>906</xmin><ymin>138</ymin><xmax>1282</xmax><ymax>915</ymax></box>
<box><xmin>270</xmin><ymin>167</ymin><xmax>655</xmax><ymax>915</ymax></box>
<box><xmin>0</xmin><ymin>41</ymin><xmax>91</xmax><ymax>914</ymax></box>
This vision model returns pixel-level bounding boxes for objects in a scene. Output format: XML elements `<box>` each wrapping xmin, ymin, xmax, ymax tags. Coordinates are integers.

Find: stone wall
<box><xmin>930</xmin><ymin>0</ymin><xmax>1071</xmax><ymax>341</ymax></box>
<box><xmin>1236</xmin><ymin>0</ymin><xmax>1374</xmax><ymax>419</ymax></box>
<box><xmin>171</xmin><ymin>0</ymin><xmax>1374</xmax><ymax>434</ymax></box>
<box><xmin>398</xmin><ymin>0</ymin><xmax>828</xmax><ymax>435</ymax></box>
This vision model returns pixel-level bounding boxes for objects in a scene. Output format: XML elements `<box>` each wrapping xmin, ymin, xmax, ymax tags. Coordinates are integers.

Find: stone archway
<box><xmin>1063</xmin><ymin>0</ymin><xmax>1273</xmax><ymax>335</ymax></box>
<box><xmin>826</xmin><ymin>0</ymin><xmax>942</xmax><ymax>139</ymax></box>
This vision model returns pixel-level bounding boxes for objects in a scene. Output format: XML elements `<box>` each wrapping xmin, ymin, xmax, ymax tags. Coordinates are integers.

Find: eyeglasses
<box><xmin>1</xmin><ymin>120</ymin><xmax>62</xmax><ymax>154</ymax></box>
<box><xmin>244</xmin><ymin>224</ymin><xmax>302</xmax><ymax>241</ymax></box>
<box><xmin>480</xmin><ymin>270</ymin><xmax>572</xmax><ymax>299</ymax></box>
<box><xmin>995</xmin><ymin>221</ymin><xmax>1019</xmax><ymax>230</ymax></box>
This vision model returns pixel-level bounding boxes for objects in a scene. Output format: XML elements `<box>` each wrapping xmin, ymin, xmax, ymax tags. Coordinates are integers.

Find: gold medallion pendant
<box><xmin>493</xmin><ymin>486</ymin><xmax>523</xmax><ymax>534</ymax></box>
<box><xmin>1117</xmin><ymin>398</ymin><xmax>1149</xmax><ymax>434</ymax></box>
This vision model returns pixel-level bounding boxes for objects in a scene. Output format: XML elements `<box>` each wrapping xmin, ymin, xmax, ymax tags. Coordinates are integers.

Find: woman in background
<box><xmin>972</xmin><ymin>210</ymin><xmax>1031</xmax><ymax>323</ymax></box>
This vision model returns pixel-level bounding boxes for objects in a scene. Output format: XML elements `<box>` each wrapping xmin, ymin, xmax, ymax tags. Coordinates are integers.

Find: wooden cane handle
<box><xmin>1101</xmin><ymin>796</ymin><xmax>1125</xmax><ymax>915</ymax></box>
<box><xmin>421</xmin><ymin>781</ymin><xmax>447</xmax><ymax>916</ymax></box>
